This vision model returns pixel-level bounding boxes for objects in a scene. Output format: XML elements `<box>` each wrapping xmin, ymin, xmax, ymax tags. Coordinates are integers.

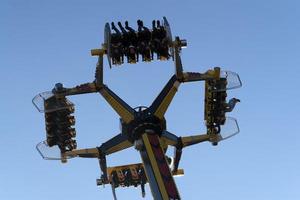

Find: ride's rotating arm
<box><xmin>97</xmin><ymin>133</ymin><xmax>133</xmax><ymax>183</ymax></box>
<box><xmin>98</xmin><ymin>86</ymin><xmax>135</xmax><ymax>124</ymax></box>
<box><xmin>91</xmin><ymin>48</ymin><xmax>104</xmax><ymax>87</ymax></box>
<box><xmin>180</xmin><ymin>67</ymin><xmax>221</xmax><ymax>83</ymax></box>
<box><xmin>148</xmin><ymin>67</ymin><xmax>221</xmax><ymax>121</ymax></box>
<box><xmin>64</xmin><ymin>133</ymin><xmax>132</xmax><ymax>183</ymax></box>
<box><xmin>50</xmin><ymin>48</ymin><xmax>106</xmax><ymax>98</ymax></box>
<box><xmin>149</xmin><ymin>75</ymin><xmax>181</xmax><ymax>120</ymax></box>
<box><xmin>161</xmin><ymin>131</ymin><xmax>211</xmax><ymax>173</ymax></box>
<box><xmin>53</xmin><ymin>82</ymin><xmax>98</xmax><ymax>98</ymax></box>
<box><xmin>63</xmin><ymin>134</ymin><xmax>132</xmax><ymax>158</ymax></box>
<box><xmin>91</xmin><ymin>47</ymin><xmax>135</xmax><ymax>123</ymax></box>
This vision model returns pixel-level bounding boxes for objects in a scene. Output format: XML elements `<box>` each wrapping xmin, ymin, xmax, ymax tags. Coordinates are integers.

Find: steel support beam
<box><xmin>139</xmin><ymin>132</ymin><xmax>181</xmax><ymax>200</ymax></box>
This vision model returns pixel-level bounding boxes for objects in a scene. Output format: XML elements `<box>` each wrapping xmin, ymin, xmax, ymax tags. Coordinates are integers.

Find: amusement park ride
<box><xmin>33</xmin><ymin>17</ymin><xmax>242</xmax><ymax>200</ymax></box>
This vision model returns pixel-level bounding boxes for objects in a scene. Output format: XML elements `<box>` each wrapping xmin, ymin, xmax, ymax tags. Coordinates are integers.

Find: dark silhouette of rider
<box><xmin>156</xmin><ymin>20</ymin><xmax>169</xmax><ymax>59</ymax></box>
<box><xmin>151</xmin><ymin>20</ymin><xmax>160</xmax><ymax>59</ymax></box>
<box><xmin>117</xmin><ymin>21</ymin><xmax>138</xmax><ymax>63</ymax></box>
<box><xmin>125</xmin><ymin>21</ymin><xmax>138</xmax><ymax>63</ymax></box>
<box><xmin>111</xmin><ymin>22</ymin><xmax>123</xmax><ymax>64</ymax></box>
<box><xmin>137</xmin><ymin>20</ymin><xmax>151</xmax><ymax>61</ymax></box>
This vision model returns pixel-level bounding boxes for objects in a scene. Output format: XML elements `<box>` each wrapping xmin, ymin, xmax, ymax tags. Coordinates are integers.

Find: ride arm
<box><xmin>91</xmin><ymin>48</ymin><xmax>135</xmax><ymax>123</ymax></box>
<box><xmin>63</xmin><ymin>147</ymin><xmax>99</xmax><ymax>158</ymax></box>
<box><xmin>97</xmin><ymin>133</ymin><xmax>133</xmax><ymax>183</ymax></box>
<box><xmin>53</xmin><ymin>82</ymin><xmax>98</xmax><ymax>98</ymax></box>
<box><xmin>63</xmin><ymin>133</ymin><xmax>132</xmax><ymax>158</ymax></box>
<box><xmin>98</xmin><ymin>133</ymin><xmax>132</xmax><ymax>156</ymax></box>
<box><xmin>149</xmin><ymin>66</ymin><xmax>222</xmax><ymax>120</ymax></box>
<box><xmin>149</xmin><ymin>75</ymin><xmax>181</xmax><ymax>120</ymax></box>
<box><xmin>65</xmin><ymin>133</ymin><xmax>132</xmax><ymax>183</ymax></box>
<box><xmin>161</xmin><ymin>131</ymin><xmax>211</xmax><ymax>148</ymax></box>
<box><xmin>181</xmin><ymin>134</ymin><xmax>210</xmax><ymax>147</ymax></box>
<box><xmin>161</xmin><ymin>131</ymin><xmax>211</xmax><ymax>172</ymax></box>
<box><xmin>91</xmin><ymin>48</ymin><xmax>104</xmax><ymax>86</ymax></box>
<box><xmin>63</xmin><ymin>133</ymin><xmax>132</xmax><ymax>160</ymax></box>
<box><xmin>50</xmin><ymin>49</ymin><xmax>104</xmax><ymax>98</ymax></box>
<box><xmin>174</xmin><ymin>40</ymin><xmax>183</xmax><ymax>79</ymax></box>
<box><xmin>98</xmin><ymin>85</ymin><xmax>135</xmax><ymax>123</ymax></box>
<box><xmin>160</xmin><ymin>131</ymin><xmax>181</xmax><ymax>173</ymax></box>
<box><xmin>180</xmin><ymin>67</ymin><xmax>221</xmax><ymax>83</ymax></box>
<box><xmin>147</xmin><ymin>72</ymin><xmax>206</xmax><ymax>120</ymax></box>
<box><xmin>47</xmin><ymin>48</ymin><xmax>105</xmax><ymax>99</ymax></box>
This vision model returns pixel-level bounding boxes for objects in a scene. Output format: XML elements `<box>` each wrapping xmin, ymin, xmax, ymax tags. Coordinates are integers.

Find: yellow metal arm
<box><xmin>150</xmin><ymin>75</ymin><xmax>181</xmax><ymax>120</ymax></box>
<box><xmin>91</xmin><ymin>48</ymin><xmax>135</xmax><ymax>123</ymax></box>
<box><xmin>63</xmin><ymin>147</ymin><xmax>99</xmax><ymax>158</ymax></box>
<box><xmin>91</xmin><ymin>48</ymin><xmax>105</xmax><ymax>87</ymax></box>
<box><xmin>174</xmin><ymin>43</ymin><xmax>183</xmax><ymax>79</ymax></box>
<box><xmin>63</xmin><ymin>134</ymin><xmax>133</xmax><ymax>159</ymax></box>
<box><xmin>181</xmin><ymin>134</ymin><xmax>210</xmax><ymax>148</ymax></box>
<box><xmin>99</xmin><ymin>86</ymin><xmax>135</xmax><ymax>123</ymax></box>
<box><xmin>98</xmin><ymin>133</ymin><xmax>132</xmax><ymax>156</ymax></box>
<box><xmin>55</xmin><ymin>82</ymin><xmax>98</xmax><ymax>97</ymax></box>
<box><xmin>180</xmin><ymin>67</ymin><xmax>221</xmax><ymax>83</ymax></box>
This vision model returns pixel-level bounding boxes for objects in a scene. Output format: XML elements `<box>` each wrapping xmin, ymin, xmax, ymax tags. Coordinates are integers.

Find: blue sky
<box><xmin>1</xmin><ymin>0</ymin><xmax>300</xmax><ymax>199</ymax></box>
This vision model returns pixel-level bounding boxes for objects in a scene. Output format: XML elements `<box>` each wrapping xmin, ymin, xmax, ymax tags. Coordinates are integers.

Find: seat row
<box><xmin>109</xmin><ymin>20</ymin><xmax>171</xmax><ymax>65</ymax></box>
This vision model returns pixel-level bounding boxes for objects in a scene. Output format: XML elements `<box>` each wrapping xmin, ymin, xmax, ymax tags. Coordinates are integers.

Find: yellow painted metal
<box><xmin>154</xmin><ymin>81</ymin><xmax>180</xmax><ymax>119</ymax></box>
<box><xmin>195</xmin><ymin>67</ymin><xmax>222</xmax><ymax>81</ymax></box>
<box><xmin>91</xmin><ymin>48</ymin><xmax>105</xmax><ymax>56</ymax></box>
<box><xmin>69</xmin><ymin>83</ymin><xmax>97</xmax><ymax>94</ymax></box>
<box><xmin>107</xmin><ymin>163</ymin><xmax>144</xmax><ymax>175</ymax></box>
<box><xmin>107</xmin><ymin>163</ymin><xmax>184</xmax><ymax>177</ymax></box>
<box><xmin>161</xmin><ymin>137</ymin><xmax>177</xmax><ymax>147</ymax></box>
<box><xmin>105</xmin><ymin>140</ymin><xmax>132</xmax><ymax>155</ymax></box>
<box><xmin>106</xmin><ymin>163</ymin><xmax>184</xmax><ymax>184</ymax></box>
<box><xmin>142</xmin><ymin>134</ymin><xmax>169</xmax><ymax>200</ymax></box>
<box><xmin>173</xmin><ymin>169</ymin><xmax>184</xmax><ymax>176</ymax></box>
<box><xmin>99</xmin><ymin>89</ymin><xmax>134</xmax><ymax>123</ymax></box>
<box><xmin>160</xmin><ymin>137</ymin><xmax>169</xmax><ymax>150</ymax></box>
<box><xmin>63</xmin><ymin>147</ymin><xmax>99</xmax><ymax>158</ymax></box>
<box><xmin>181</xmin><ymin>134</ymin><xmax>210</xmax><ymax>148</ymax></box>
<box><xmin>54</xmin><ymin>83</ymin><xmax>98</xmax><ymax>98</ymax></box>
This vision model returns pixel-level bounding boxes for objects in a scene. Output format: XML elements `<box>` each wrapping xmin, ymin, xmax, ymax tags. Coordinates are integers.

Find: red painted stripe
<box><xmin>147</xmin><ymin>134</ymin><xmax>180</xmax><ymax>199</ymax></box>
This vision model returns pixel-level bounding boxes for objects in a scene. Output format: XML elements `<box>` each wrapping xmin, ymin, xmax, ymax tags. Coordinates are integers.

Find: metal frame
<box><xmin>51</xmin><ymin>42</ymin><xmax>220</xmax><ymax>200</ymax></box>
<box><xmin>34</xmin><ymin>17</ymin><xmax>241</xmax><ymax>200</ymax></box>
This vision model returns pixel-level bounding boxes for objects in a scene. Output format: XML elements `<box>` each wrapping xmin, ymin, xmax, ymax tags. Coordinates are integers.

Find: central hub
<box><xmin>120</xmin><ymin>106</ymin><xmax>166</xmax><ymax>143</ymax></box>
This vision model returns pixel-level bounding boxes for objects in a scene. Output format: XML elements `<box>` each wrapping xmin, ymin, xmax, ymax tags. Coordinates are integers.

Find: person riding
<box><xmin>151</xmin><ymin>20</ymin><xmax>160</xmax><ymax>59</ymax></box>
<box><xmin>125</xmin><ymin>21</ymin><xmax>138</xmax><ymax>63</ymax></box>
<box><xmin>111</xmin><ymin>22</ymin><xmax>123</xmax><ymax>64</ymax></box>
<box><xmin>117</xmin><ymin>22</ymin><xmax>131</xmax><ymax>63</ymax></box>
<box><xmin>156</xmin><ymin>20</ymin><xmax>169</xmax><ymax>59</ymax></box>
<box><xmin>137</xmin><ymin>20</ymin><xmax>151</xmax><ymax>61</ymax></box>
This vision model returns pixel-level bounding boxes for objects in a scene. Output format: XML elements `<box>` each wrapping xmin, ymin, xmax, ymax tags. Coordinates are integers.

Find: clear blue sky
<box><xmin>1</xmin><ymin>0</ymin><xmax>300</xmax><ymax>199</ymax></box>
